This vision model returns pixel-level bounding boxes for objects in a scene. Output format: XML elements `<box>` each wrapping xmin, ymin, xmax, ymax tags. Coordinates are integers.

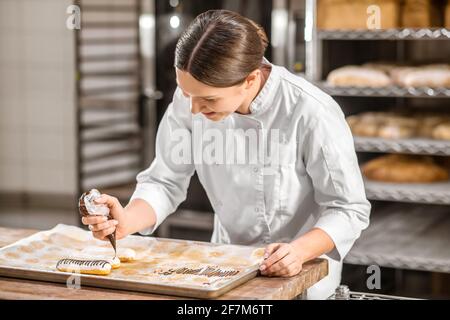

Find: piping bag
<box><xmin>78</xmin><ymin>189</ymin><xmax>117</xmax><ymax>257</ymax></box>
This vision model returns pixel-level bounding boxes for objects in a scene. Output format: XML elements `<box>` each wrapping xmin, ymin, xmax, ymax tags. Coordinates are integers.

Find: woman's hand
<box><xmin>81</xmin><ymin>194</ymin><xmax>129</xmax><ymax>241</ymax></box>
<box><xmin>259</xmin><ymin>229</ymin><xmax>335</xmax><ymax>277</ymax></box>
<box><xmin>259</xmin><ymin>242</ymin><xmax>304</xmax><ymax>277</ymax></box>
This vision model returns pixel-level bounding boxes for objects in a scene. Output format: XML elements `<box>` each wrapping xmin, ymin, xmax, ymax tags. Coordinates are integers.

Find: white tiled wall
<box><xmin>0</xmin><ymin>0</ymin><xmax>77</xmax><ymax>195</ymax></box>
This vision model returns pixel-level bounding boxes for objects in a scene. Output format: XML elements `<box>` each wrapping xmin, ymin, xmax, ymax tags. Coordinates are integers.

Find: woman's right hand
<box><xmin>81</xmin><ymin>194</ymin><xmax>129</xmax><ymax>241</ymax></box>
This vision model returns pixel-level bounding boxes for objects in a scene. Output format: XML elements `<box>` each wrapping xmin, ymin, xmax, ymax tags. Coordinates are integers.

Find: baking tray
<box><xmin>0</xmin><ymin>224</ymin><xmax>265</xmax><ymax>299</ymax></box>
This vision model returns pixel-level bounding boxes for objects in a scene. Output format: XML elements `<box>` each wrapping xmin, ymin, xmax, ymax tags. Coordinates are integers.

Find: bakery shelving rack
<box><xmin>316</xmin><ymin>83</ymin><xmax>450</xmax><ymax>98</ymax></box>
<box><xmin>75</xmin><ymin>0</ymin><xmax>146</xmax><ymax>194</ymax></box>
<box><xmin>364</xmin><ymin>180</ymin><xmax>450</xmax><ymax>205</ymax></box>
<box><xmin>345</xmin><ymin>203</ymin><xmax>450</xmax><ymax>274</ymax></box>
<box><xmin>318</xmin><ymin>28</ymin><xmax>450</xmax><ymax>41</ymax></box>
<box><xmin>353</xmin><ymin>136</ymin><xmax>450</xmax><ymax>156</ymax></box>
<box><xmin>299</xmin><ymin>0</ymin><xmax>450</xmax><ymax>276</ymax></box>
<box><xmin>75</xmin><ymin>0</ymin><xmax>163</xmax><ymax>204</ymax></box>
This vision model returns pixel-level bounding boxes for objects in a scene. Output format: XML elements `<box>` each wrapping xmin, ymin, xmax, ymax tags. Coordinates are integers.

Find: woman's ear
<box><xmin>244</xmin><ymin>69</ymin><xmax>261</xmax><ymax>90</ymax></box>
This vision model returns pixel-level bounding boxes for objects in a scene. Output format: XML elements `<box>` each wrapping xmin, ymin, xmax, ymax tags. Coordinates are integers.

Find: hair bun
<box><xmin>248</xmin><ymin>19</ymin><xmax>269</xmax><ymax>51</ymax></box>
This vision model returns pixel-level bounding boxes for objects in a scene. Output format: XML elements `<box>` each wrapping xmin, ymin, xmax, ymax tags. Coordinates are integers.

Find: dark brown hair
<box><xmin>175</xmin><ymin>10</ymin><xmax>269</xmax><ymax>87</ymax></box>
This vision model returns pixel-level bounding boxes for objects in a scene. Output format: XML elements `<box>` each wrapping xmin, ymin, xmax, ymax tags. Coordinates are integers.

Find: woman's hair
<box><xmin>175</xmin><ymin>10</ymin><xmax>269</xmax><ymax>87</ymax></box>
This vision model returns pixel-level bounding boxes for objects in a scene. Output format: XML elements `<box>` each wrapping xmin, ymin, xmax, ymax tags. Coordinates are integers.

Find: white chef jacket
<box><xmin>129</xmin><ymin>60</ymin><xmax>371</xmax><ymax>299</ymax></box>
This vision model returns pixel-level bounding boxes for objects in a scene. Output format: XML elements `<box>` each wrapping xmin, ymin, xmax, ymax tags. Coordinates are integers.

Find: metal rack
<box><xmin>300</xmin><ymin>0</ymin><xmax>450</xmax><ymax>275</ymax></box>
<box><xmin>75</xmin><ymin>0</ymin><xmax>145</xmax><ymax>193</ymax></box>
<box><xmin>344</xmin><ymin>203</ymin><xmax>450</xmax><ymax>274</ymax></box>
<box><xmin>364</xmin><ymin>180</ymin><xmax>450</xmax><ymax>205</ymax></box>
<box><xmin>328</xmin><ymin>285</ymin><xmax>420</xmax><ymax>300</ymax></box>
<box><xmin>317</xmin><ymin>83</ymin><xmax>450</xmax><ymax>98</ymax></box>
<box><xmin>354</xmin><ymin>137</ymin><xmax>450</xmax><ymax>156</ymax></box>
<box><xmin>318</xmin><ymin>28</ymin><xmax>450</xmax><ymax>41</ymax></box>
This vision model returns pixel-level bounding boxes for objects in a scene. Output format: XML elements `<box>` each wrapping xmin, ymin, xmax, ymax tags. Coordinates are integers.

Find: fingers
<box><xmin>89</xmin><ymin>220</ymin><xmax>118</xmax><ymax>232</ymax></box>
<box><xmin>264</xmin><ymin>243</ymin><xmax>281</xmax><ymax>259</ymax></box>
<box><xmin>260</xmin><ymin>243</ymin><xmax>304</xmax><ymax>278</ymax></box>
<box><xmin>262</xmin><ymin>244</ymin><xmax>290</xmax><ymax>270</ymax></box>
<box><xmin>94</xmin><ymin>194</ymin><xmax>121</xmax><ymax>210</ymax></box>
<box><xmin>93</xmin><ymin>225</ymin><xmax>116</xmax><ymax>240</ymax></box>
<box><xmin>81</xmin><ymin>216</ymin><xmax>107</xmax><ymax>226</ymax></box>
<box><xmin>80</xmin><ymin>192</ymin><xmax>122</xmax><ymax>241</ymax></box>
<box><xmin>274</xmin><ymin>262</ymin><xmax>302</xmax><ymax>277</ymax></box>
<box><xmin>263</xmin><ymin>254</ymin><xmax>296</xmax><ymax>275</ymax></box>
<box><xmin>261</xmin><ymin>254</ymin><xmax>303</xmax><ymax>277</ymax></box>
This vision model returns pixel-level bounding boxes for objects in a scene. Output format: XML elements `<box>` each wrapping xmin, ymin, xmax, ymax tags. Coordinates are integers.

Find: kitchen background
<box><xmin>1</xmin><ymin>0</ymin><xmax>450</xmax><ymax>299</ymax></box>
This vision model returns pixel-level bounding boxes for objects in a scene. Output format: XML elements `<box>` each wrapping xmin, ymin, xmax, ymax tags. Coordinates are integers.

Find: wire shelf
<box><xmin>329</xmin><ymin>291</ymin><xmax>420</xmax><ymax>300</ymax></box>
<box><xmin>345</xmin><ymin>203</ymin><xmax>450</xmax><ymax>273</ymax></box>
<box><xmin>318</xmin><ymin>28</ymin><xmax>450</xmax><ymax>41</ymax></box>
<box><xmin>354</xmin><ymin>136</ymin><xmax>450</xmax><ymax>156</ymax></box>
<box><xmin>364</xmin><ymin>180</ymin><xmax>450</xmax><ymax>205</ymax></box>
<box><xmin>318</xmin><ymin>83</ymin><xmax>450</xmax><ymax>98</ymax></box>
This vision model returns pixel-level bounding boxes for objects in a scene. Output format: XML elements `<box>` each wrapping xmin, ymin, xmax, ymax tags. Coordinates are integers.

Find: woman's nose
<box><xmin>190</xmin><ymin>99</ymin><xmax>202</xmax><ymax>114</ymax></box>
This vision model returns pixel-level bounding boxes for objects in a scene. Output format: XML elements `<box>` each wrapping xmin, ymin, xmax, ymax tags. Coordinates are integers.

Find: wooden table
<box><xmin>0</xmin><ymin>227</ymin><xmax>328</xmax><ymax>300</ymax></box>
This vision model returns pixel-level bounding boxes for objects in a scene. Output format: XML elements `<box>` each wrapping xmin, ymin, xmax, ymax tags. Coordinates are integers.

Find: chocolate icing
<box><xmin>78</xmin><ymin>189</ymin><xmax>117</xmax><ymax>255</ymax></box>
<box><xmin>157</xmin><ymin>266</ymin><xmax>240</xmax><ymax>278</ymax></box>
<box><xmin>57</xmin><ymin>258</ymin><xmax>111</xmax><ymax>269</ymax></box>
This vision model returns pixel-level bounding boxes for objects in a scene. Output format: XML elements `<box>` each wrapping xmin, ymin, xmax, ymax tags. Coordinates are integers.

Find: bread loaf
<box><xmin>362</xmin><ymin>154</ymin><xmax>449</xmax><ymax>183</ymax></box>
<box><xmin>327</xmin><ymin>66</ymin><xmax>392</xmax><ymax>87</ymax></box>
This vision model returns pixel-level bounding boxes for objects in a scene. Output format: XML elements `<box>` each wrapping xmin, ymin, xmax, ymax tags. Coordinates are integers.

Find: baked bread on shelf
<box><xmin>328</xmin><ymin>63</ymin><xmax>450</xmax><ymax>88</ymax></box>
<box><xmin>377</xmin><ymin>124</ymin><xmax>417</xmax><ymax>139</ymax></box>
<box><xmin>362</xmin><ymin>154</ymin><xmax>449</xmax><ymax>183</ymax></box>
<box><xmin>346</xmin><ymin>112</ymin><xmax>450</xmax><ymax>140</ymax></box>
<box><xmin>432</xmin><ymin>122</ymin><xmax>450</xmax><ymax>141</ymax></box>
<box><xmin>327</xmin><ymin>66</ymin><xmax>392</xmax><ymax>87</ymax></box>
<box><xmin>418</xmin><ymin>116</ymin><xmax>450</xmax><ymax>138</ymax></box>
<box><xmin>392</xmin><ymin>65</ymin><xmax>450</xmax><ymax>88</ymax></box>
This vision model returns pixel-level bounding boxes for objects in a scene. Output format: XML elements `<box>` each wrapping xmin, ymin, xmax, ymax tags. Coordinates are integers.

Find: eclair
<box><xmin>56</xmin><ymin>258</ymin><xmax>112</xmax><ymax>276</ymax></box>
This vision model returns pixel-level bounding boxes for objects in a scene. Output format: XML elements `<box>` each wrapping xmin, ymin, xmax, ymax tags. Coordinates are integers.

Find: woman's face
<box><xmin>176</xmin><ymin>68</ymin><xmax>257</xmax><ymax>122</ymax></box>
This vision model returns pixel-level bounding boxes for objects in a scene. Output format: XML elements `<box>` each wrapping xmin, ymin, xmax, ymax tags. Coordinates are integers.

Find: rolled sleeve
<box><xmin>314</xmin><ymin>208</ymin><xmax>367</xmax><ymax>261</ymax></box>
<box><xmin>128</xmin><ymin>88</ymin><xmax>195</xmax><ymax>235</ymax></box>
<box><xmin>130</xmin><ymin>182</ymin><xmax>176</xmax><ymax>235</ymax></box>
<box><xmin>301</xmin><ymin>98</ymin><xmax>371</xmax><ymax>261</ymax></box>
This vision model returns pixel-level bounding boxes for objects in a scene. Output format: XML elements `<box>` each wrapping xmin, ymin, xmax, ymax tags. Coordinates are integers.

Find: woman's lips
<box><xmin>202</xmin><ymin>111</ymin><xmax>216</xmax><ymax>118</ymax></box>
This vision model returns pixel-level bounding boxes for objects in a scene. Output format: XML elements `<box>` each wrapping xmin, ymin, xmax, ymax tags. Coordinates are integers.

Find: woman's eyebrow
<box><xmin>179</xmin><ymin>89</ymin><xmax>218</xmax><ymax>99</ymax></box>
<box><xmin>190</xmin><ymin>94</ymin><xmax>218</xmax><ymax>99</ymax></box>
<box><xmin>176</xmin><ymin>80</ymin><xmax>218</xmax><ymax>99</ymax></box>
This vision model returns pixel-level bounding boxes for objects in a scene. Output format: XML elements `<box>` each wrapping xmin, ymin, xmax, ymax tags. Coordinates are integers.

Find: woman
<box><xmin>82</xmin><ymin>10</ymin><xmax>371</xmax><ymax>299</ymax></box>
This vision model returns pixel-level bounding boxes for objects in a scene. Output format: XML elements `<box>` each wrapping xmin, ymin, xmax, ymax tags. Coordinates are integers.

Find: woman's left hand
<box><xmin>259</xmin><ymin>242</ymin><xmax>304</xmax><ymax>277</ymax></box>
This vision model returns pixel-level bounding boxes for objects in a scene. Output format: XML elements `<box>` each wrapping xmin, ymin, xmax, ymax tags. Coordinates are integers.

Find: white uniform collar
<box><xmin>248</xmin><ymin>57</ymin><xmax>280</xmax><ymax>116</ymax></box>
